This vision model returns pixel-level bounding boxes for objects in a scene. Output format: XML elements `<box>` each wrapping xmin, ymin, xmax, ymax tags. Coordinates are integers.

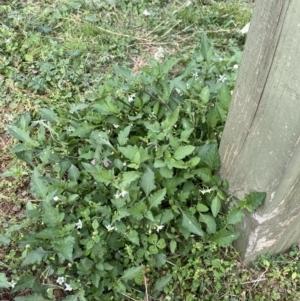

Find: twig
<box><xmin>241</xmin><ymin>278</ymin><xmax>267</xmax><ymax>284</ymax></box>
<box><xmin>145</xmin><ymin>21</ymin><xmax>166</xmax><ymax>38</ymax></box>
<box><xmin>96</xmin><ymin>25</ymin><xmax>149</xmax><ymax>41</ymax></box>
<box><xmin>119</xmin><ymin>292</ymin><xmax>139</xmax><ymax>301</ymax></box>
<box><xmin>161</xmin><ymin>20</ymin><xmax>182</xmax><ymax>39</ymax></box>
<box><xmin>144</xmin><ymin>275</ymin><xmax>149</xmax><ymax>301</ymax></box>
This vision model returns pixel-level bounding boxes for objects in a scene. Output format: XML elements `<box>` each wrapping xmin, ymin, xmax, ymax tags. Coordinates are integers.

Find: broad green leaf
<box><xmin>140</xmin><ymin>167</ymin><xmax>156</xmax><ymax>196</ymax></box>
<box><xmin>170</xmin><ymin>240</ymin><xmax>177</xmax><ymax>254</ymax></box>
<box><xmin>148</xmin><ymin>188</ymin><xmax>166</xmax><ymax>209</ymax></box>
<box><xmin>7</xmin><ymin>125</ymin><xmax>33</xmax><ymax>143</ymax></box>
<box><xmin>121</xmin><ymin>265</ymin><xmax>144</xmax><ymax>281</ymax></box>
<box><xmin>160</xmin><ymin>209</ymin><xmax>174</xmax><ymax>224</ymax></box>
<box><xmin>157</xmin><ymin>238</ymin><xmax>166</xmax><ymax>249</ymax></box>
<box><xmin>199</xmin><ymin>213</ymin><xmax>216</xmax><ymax>234</ymax></box>
<box><xmin>201</xmin><ymin>34</ymin><xmax>214</xmax><ymax>62</ymax></box>
<box><xmin>200</xmin><ymin>86</ymin><xmax>210</xmax><ymax>104</ymax></box>
<box><xmin>196</xmin><ymin>168</ymin><xmax>212</xmax><ymax>183</ymax></box>
<box><xmin>180</xmin><ymin>208</ymin><xmax>204</xmax><ymax>237</ymax></box>
<box><xmin>15</xmin><ymin>295</ymin><xmax>49</xmax><ymax>301</ymax></box>
<box><xmin>82</xmin><ymin>163</ymin><xmax>114</xmax><ymax>186</ymax></box>
<box><xmin>162</xmin><ymin>107</ymin><xmax>179</xmax><ymax>130</ymax></box>
<box><xmin>159</xmin><ymin>166</ymin><xmax>173</xmax><ymax>178</ymax></box>
<box><xmin>196</xmin><ymin>203</ymin><xmax>209</xmax><ymax>212</ymax></box>
<box><xmin>127</xmin><ymin>230</ymin><xmax>140</xmax><ymax>246</ymax></box>
<box><xmin>211</xmin><ymin>196</ymin><xmax>221</xmax><ymax>217</ymax></box>
<box><xmin>213</xmin><ymin>229</ymin><xmax>240</xmax><ymax>247</ymax></box>
<box><xmin>173</xmin><ymin>145</ymin><xmax>195</xmax><ymax>160</ymax></box>
<box><xmin>61</xmin><ymin>294</ymin><xmax>80</xmax><ymax>301</ymax></box>
<box><xmin>43</xmin><ymin>202</ymin><xmax>65</xmax><ymax>227</ymax></box>
<box><xmin>39</xmin><ymin>108</ymin><xmax>58</xmax><ymax>123</ymax></box>
<box><xmin>22</xmin><ymin>247</ymin><xmax>49</xmax><ymax>266</ymax></box>
<box><xmin>55</xmin><ymin>236</ymin><xmax>75</xmax><ymax>261</ymax></box>
<box><xmin>145</xmin><ymin>210</ymin><xmax>155</xmax><ymax>222</ymax></box>
<box><xmin>117</xmin><ymin>125</ymin><xmax>131</xmax><ymax>146</ymax></box>
<box><xmin>12</xmin><ymin>275</ymin><xmax>36</xmax><ymax>293</ymax></box>
<box><xmin>197</xmin><ymin>143</ymin><xmax>221</xmax><ymax>170</ymax></box>
<box><xmin>153</xmin><ymin>274</ymin><xmax>172</xmax><ymax>293</ymax></box>
<box><xmin>0</xmin><ymin>273</ymin><xmax>9</xmax><ymax>288</ymax></box>
<box><xmin>206</xmin><ymin>106</ymin><xmax>219</xmax><ymax>128</ymax></box>
<box><xmin>227</xmin><ymin>207</ymin><xmax>245</xmax><ymax>225</ymax></box>
<box><xmin>70</xmin><ymin>124</ymin><xmax>97</xmax><ymax>138</ymax></box>
<box><xmin>180</xmin><ymin>128</ymin><xmax>194</xmax><ymax>140</ymax></box>
<box><xmin>113</xmin><ymin>65</ymin><xmax>134</xmax><ymax>80</ymax></box>
<box><xmin>30</xmin><ymin>168</ymin><xmax>48</xmax><ymax>199</ymax></box>
<box><xmin>239</xmin><ymin>191</ymin><xmax>266</xmax><ymax>213</ymax></box>
<box><xmin>68</xmin><ymin>164</ymin><xmax>80</xmax><ymax>181</ymax></box>
<box><xmin>215</xmin><ymin>103</ymin><xmax>227</xmax><ymax>122</ymax></box>
<box><xmin>118</xmin><ymin>145</ymin><xmax>149</xmax><ymax>162</ymax></box>
<box><xmin>217</xmin><ymin>83</ymin><xmax>231</xmax><ymax>110</ymax></box>
<box><xmin>69</xmin><ymin>103</ymin><xmax>89</xmax><ymax>114</ymax></box>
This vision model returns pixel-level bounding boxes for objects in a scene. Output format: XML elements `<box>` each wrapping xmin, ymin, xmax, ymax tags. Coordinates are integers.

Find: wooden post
<box><xmin>219</xmin><ymin>0</ymin><xmax>300</xmax><ymax>263</ymax></box>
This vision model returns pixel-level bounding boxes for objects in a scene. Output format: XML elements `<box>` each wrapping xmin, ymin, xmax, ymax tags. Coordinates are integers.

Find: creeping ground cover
<box><xmin>1</xmin><ymin>1</ymin><xmax>300</xmax><ymax>301</ymax></box>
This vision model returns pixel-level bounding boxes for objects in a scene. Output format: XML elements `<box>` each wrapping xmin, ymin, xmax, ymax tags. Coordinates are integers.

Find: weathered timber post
<box><xmin>219</xmin><ymin>0</ymin><xmax>300</xmax><ymax>263</ymax></box>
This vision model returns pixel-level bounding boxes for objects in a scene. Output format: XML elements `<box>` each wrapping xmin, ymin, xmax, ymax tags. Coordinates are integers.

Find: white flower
<box><xmin>120</xmin><ymin>190</ymin><xmax>128</xmax><ymax>198</ymax></box>
<box><xmin>53</xmin><ymin>196</ymin><xmax>60</xmax><ymax>202</ymax></box>
<box><xmin>64</xmin><ymin>283</ymin><xmax>73</xmax><ymax>291</ymax></box>
<box><xmin>199</xmin><ymin>188</ymin><xmax>213</xmax><ymax>195</ymax></box>
<box><xmin>192</xmin><ymin>71</ymin><xmax>199</xmax><ymax>79</ymax></box>
<box><xmin>186</xmin><ymin>83</ymin><xmax>190</xmax><ymax>90</ymax></box>
<box><xmin>156</xmin><ymin>225</ymin><xmax>164</xmax><ymax>233</ymax></box>
<box><xmin>56</xmin><ymin>277</ymin><xmax>65</xmax><ymax>285</ymax></box>
<box><xmin>8</xmin><ymin>281</ymin><xmax>17</xmax><ymax>288</ymax></box>
<box><xmin>75</xmin><ymin>219</ymin><xmax>82</xmax><ymax>230</ymax></box>
<box><xmin>105</xmin><ymin>224</ymin><xmax>115</xmax><ymax>232</ymax></box>
<box><xmin>230</xmin><ymin>91</ymin><xmax>233</xmax><ymax>95</ymax></box>
<box><xmin>143</xmin><ymin>9</ymin><xmax>151</xmax><ymax>16</ymax></box>
<box><xmin>233</xmin><ymin>64</ymin><xmax>239</xmax><ymax>69</ymax></box>
<box><xmin>67</xmin><ymin>126</ymin><xmax>74</xmax><ymax>132</ymax></box>
<box><xmin>219</xmin><ymin>57</ymin><xmax>223</xmax><ymax>62</ymax></box>
<box><xmin>90</xmin><ymin>159</ymin><xmax>96</xmax><ymax>165</ymax></box>
<box><xmin>128</xmin><ymin>93</ymin><xmax>136</xmax><ymax>103</ymax></box>
<box><xmin>218</xmin><ymin>75</ymin><xmax>227</xmax><ymax>83</ymax></box>
<box><xmin>154</xmin><ymin>46</ymin><xmax>164</xmax><ymax>61</ymax></box>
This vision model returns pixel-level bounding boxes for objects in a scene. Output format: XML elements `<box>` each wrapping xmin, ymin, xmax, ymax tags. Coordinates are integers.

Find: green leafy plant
<box><xmin>0</xmin><ymin>34</ymin><xmax>255</xmax><ymax>300</ymax></box>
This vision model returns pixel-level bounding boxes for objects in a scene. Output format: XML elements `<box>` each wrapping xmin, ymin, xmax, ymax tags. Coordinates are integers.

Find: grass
<box><xmin>1</xmin><ymin>0</ymin><xmax>300</xmax><ymax>300</ymax></box>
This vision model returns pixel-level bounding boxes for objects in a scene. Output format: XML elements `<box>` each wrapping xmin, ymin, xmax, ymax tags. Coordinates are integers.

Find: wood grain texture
<box><xmin>219</xmin><ymin>0</ymin><xmax>300</xmax><ymax>263</ymax></box>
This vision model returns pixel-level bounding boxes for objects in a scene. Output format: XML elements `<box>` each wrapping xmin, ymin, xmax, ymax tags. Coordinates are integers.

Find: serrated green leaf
<box><xmin>173</xmin><ymin>145</ymin><xmax>195</xmax><ymax>160</ymax></box>
<box><xmin>121</xmin><ymin>265</ymin><xmax>144</xmax><ymax>281</ymax></box>
<box><xmin>117</xmin><ymin>125</ymin><xmax>131</xmax><ymax>146</ymax></box>
<box><xmin>140</xmin><ymin>167</ymin><xmax>156</xmax><ymax>196</ymax></box>
<box><xmin>153</xmin><ymin>274</ymin><xmax>172</xmax><ymax>293</ymax></box>
<box><xmin>196</xmin><ymin>168</ymin><xmax>212</xmax><ymax>183</ymax></box>
<box><xmin>30</xmin><ymin>168</ymin><xmax>48</xmax><ymax>199</ymax></box>
<box><xmin>213</xmin><ymin>229</ymin><xmax>240</xmax><ymax>247</ymax></box>
<box><xmin>148</xmin><ymin>188</ymin><xmax>166</xmax><ymax>209</ymax></box>
<box><xmin>39</xmin><ymin>108</ymin><xmax>58</xmax><ymax>123</ymax></box>
<box><xmin>22</xmin><ymin>247</ymin><xmax>49</xmax><ymax>266</ymax></box>
<box><xmin>240</xmin><ymin>191</ymin><xmax>266</xmax><ymax>213</ymax></box>
<box><xmin>0</xmin><ymin>273</ymin><xmax>9</xmax><ymax>288</ymax></box>
<box><xmin>70</xmin><ymin>124</ymin><xmax>97</xmax><ymax>138</ymax></box>
<box><xmin>162</xmin><ymin>107</ymin><xmax>179</xmax><ymax>130</ymax></box>
<box><xmin>211</xmin><ymin>196</ymin><xmax>221</xmax><ymax>217</ymax></box>
<box><xmin>180</xmin><ymin>208</ymin><xmax>204</xmax><ymax>237</ymax></box>
<box><xmin>127</xmin><ymin>230</ymin><xmax>140</xmax><ymax>246</ymax></box>
<box><xmin>227</xmin><ymin>207</ymin><xmax>245</xmax><ymax>224</ymax></box>
<box><xmin>69</xmin><ymin>103</ymin><xmax>89</xmax><ymax>114</ymax></box>
<box><xmin>55</xmin><ymin>236</ymin><xmax>75</xmax><ymax>261</ymax></box>
<box><xmin>145</xmin><ymin>210</ymin><xmax>155</xmax><ymax>222</ymax></box>
<box><xmin>43</xmin><ymin>202</ymin><xmax>65</xmax><ymax>227</ymax></box>
<box><xmin>82</xmin><ymin>163</ymin><xmax>114</xmax><ymax>186</ymax></box>
<box><xmin>7</xmin><ymin>125</ymin><xmax>33</xmax><ymax>143</ymax></box>
<box><xmin>68</xmin><ymin>164</ymin><xmax>80</xmax><ymax>181</ymax></box>
<box><xmin>200</xmin><ymin>86</ymin><xmax>210</xmax><ymax>104</ymax></box>
<box><xmin>197</xmin><ymin>143</ymin><xmax>221</xmax><ymax>170</ymax></box>
<box><xmin>12</xmin><ymin>275</ymin><xmax>36</xmax><ymax>293</ymax></box>
<box><xmin>199</xmin><ymin>213</ymin><xmax>216</xmax><ymax>234</ymax></box>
